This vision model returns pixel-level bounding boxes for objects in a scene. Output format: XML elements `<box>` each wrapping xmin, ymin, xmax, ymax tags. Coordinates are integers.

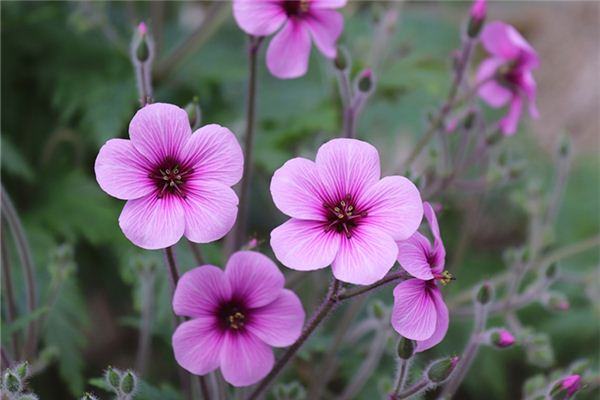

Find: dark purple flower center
<box><xmin>151</xmin><ymin>157</ymin><xmax>192</xmax><ymax>198</ymax></box>
<box><xmin>283</xmin><ymin>0</ymin><xmax>310</xmax><ymax>16</ymax></box>
<box><xmin>324</xmin><ymin>194</ymin><xmax>368</xmax><ymax>239</ymax></box>
<box><xmin>217</xmin><ymin>300</ymin><xmax>249</xmax><ymax>331</ymax></box>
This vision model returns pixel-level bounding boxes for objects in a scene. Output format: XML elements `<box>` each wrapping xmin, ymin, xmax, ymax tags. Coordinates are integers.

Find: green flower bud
<box><xmin>545</xmin><ymin>263</ymin><xmax>558</xmax><ymax>280</ymax></box>
<box><xmin>357</xmin><ymin>69</ymin><xmax>374</xmax><ymax>93</ymax></box>
<box><xmin>120</xmin><ymin>370</ymin><xmax>137</xmax><ymax>395</ymax></box>
<box><xmin>558</xmin><ymin>134</ymin><xmax>570</xmax><ymax>158</ymax></box>
<box><xmin>15</xmin><ymin>361</ymin><xmax>29</xmax><ymax>380</ymax></box>
<box><xmin>476</xmin><ymin>282</ymin><xmax>494</xmax><ymax>305</ymax></box>
<box><xmin>370</xmin><ymin>300</ymin><xmax>386</xmax><ymax>319</ymax></box>
<box><xmin>105</xmin><ymin>367</ymin><xmax>121</xmax><ymax>390</ymax></box>
<box><xmin>80</xmin><ymin>393</ymin><xmax>99</xmax><ymax>400</ymax></box>
<box><xmin>4</xmin><ymin>371</ymin><xmax>22</xmax><ymax>393</ymax></box>
<box><xmin>184</xmin><ymin>97</ymin><xmax>202</xmax><ymax>129</ymax></box>
<box><xmin>397</xmin><ymin>336</ymin><xmax>416</xmax><ymax>360</ymax></box>
<box><xmin>523</xmin><ymin>374</ymin><xmax>546</xmax><ymax>396</ymax></box>
<box><xmin>427</xmin><ymin>356</ymin><xmax>459</xmax><ymax>383</ymax></box>
<box><xmin>334</xmin><ymin>46</ymin><xmax>348</xmax><ymax>71</ymax></box>
<box><xmin>136</xmin><ymin>22</ymin><xmax>150</xmax><ymax>63</ymax></box>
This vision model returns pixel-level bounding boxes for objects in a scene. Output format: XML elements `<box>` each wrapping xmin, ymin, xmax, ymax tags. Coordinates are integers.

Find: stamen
<box><xmin>435</xmin><ymin>270</ymin><xmax>456</xmax><ymax>286</ymax></box>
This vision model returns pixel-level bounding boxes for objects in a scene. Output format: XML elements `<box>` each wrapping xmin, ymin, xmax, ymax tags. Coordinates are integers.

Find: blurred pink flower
<box><xmin>493</xmin><ymin>328</ymin><xmax>516</xmax><ymax>348</ymax></box>
<box><xmin>392</xmin><ymin>202</ymin><xmax>450</xmax><ymax>352</ymax></box>
<box><xmin>476</xmin><ymin>21</ymin><xmax>540</xmax><ymax>135</ymax></box>
<box><xmin>233</xmin><ymin>0</ymin><xmax>347</xmax><ymax>79</ymax></box>
<box><xmin>137</xmin><ymin>21</ymin><xmax>147</xmax><ymax>36</ymax></box>
<box><xmin>172</xmin><ymin>251</ymin><xmax>305</xmax><ymax>386</ymax></box>
<box><xmin>558</xmin><ymin>375</ymin><xmax>582</xmax><ymax>399</ymax></box>
<box><xmin>95</xmin><ymin>103</ymin><xmax>243</xmax><ymax>249</ymax></box>
<box><xmin>270</xmin><ymin>138</ymin><xmax>423</xmax><ymax>285</ymax></box>
<box><xmin>470</xmin><ymin>0</ymin><xmax>486</xmax><ymax>21</ymax></box>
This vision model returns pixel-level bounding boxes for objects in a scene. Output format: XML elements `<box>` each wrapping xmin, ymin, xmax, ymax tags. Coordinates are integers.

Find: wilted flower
<box><xmin>95</xmin><ymin>103</ymin><xmax>243</xmax><ymax>249</ymax></box>
<box><xmin>476</xmin><ymin>21</ymin><xmax>539</xmax><ymax>135</ymax></box>
<box><xmin>172</xmin><ymin>251</ymin><xmax>305</xmax><ymax>386</ymax></box>
<box><xmin>270</xmin><ymin>138</ymin><xmax>423</xmax><ymax>285</ymax></box>
<box><xmin>392</xmin><ymin>202</ymin><xmax>450</xmax><ymax>352</ymax></box>
<box><xmin>233</xmin><ymin>0</ymin><xmax>347</xmax><ymax>79</ymax></box>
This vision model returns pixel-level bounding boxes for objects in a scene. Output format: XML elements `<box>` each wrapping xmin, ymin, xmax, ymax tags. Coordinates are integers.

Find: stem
<box><xmin>545</xmin><ymin>149</ymin><xmax>571</xmax><ymax>225</ymax></box>
<box><xmin>135</xmin><ymin>268</ymin><xmax>156</xmax><ymax>375</ymax></box>
<box><xmin>230</xmin><ymin>36</ymin><xmax>264</xmax><ymax>253</ymax></box>
<box><xmin>440</xmin><ymin>302</ymin><xmax>488</xmax><ymax>399</ymax></box>
<box><xmin>247</xmin><ymin>279</ymin><xmax>342</xmax><ymax>400</ymax></box>
<box><xmin>188</xmin><ymin>239</ymin><xmax>205</xmax><ymax>265</ymax></box>
<box><xmin>1</xmin><ymin>186</ymin><xmax>37</xmax><ymax>359</ymax></box>
<box><xmin>338</xmin><ymin>271</ymin><xmax>406</xmax><ymax>301</ymax></box>
<box><xmin>393</xmin><ymin>359</ymin><xmax>410</xmax><ymax>396</ymax></box>
<box><xmin>1</xmin><ymin>228</ymin><xmax>21</xmax><ymax>358</ymax></box>
<box><xmin>394</xmin><ymin>378</ymin><xmax>428</xmax><ymax>399</ymax></box>
<box><xmin>1</xmin><ymin>347</ymin><xmax>14</xmax><ymax>369</ymax></box>
<box><xmin>402</xmin><ymin>39</ymin><xmax>474</xmax><ymax>169</ymax></box>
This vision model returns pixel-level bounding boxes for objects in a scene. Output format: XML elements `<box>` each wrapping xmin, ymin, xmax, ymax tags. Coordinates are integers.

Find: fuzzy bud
<box><xmin>80</xmin><ymin>393</ymin><xmax>99</xmax><ymax>400</ymax></box>
<box><xmin>136</xmin><ymin>22</ymin><xmax>150</xmax><ymax>62</ymax></box>
<box><xmin>467</xmin><ymin>0</ymin><xmax>486</xmax><ymax>38</ymax></box>
<box><xmin>476</xmin><ymin>282</ymin><xmax>494</xmax><ymax>305</ymax></box>
<box><xmin>397</xmin><ymin>336</ymin><xmax>416</xmax><ymax>360</ymax></box>
<box><xmin>17</xmin><ymin>395</ymin><xmax>39</xmax><ymax>400</ymax></box>
<box><xmin>184</xmin><ymin>97</ymin><xmax>202</xmax><ymax>130</ymax></box>
<box><xmin>120</xmin><ymin>370</ymin><xmax>138</xmax><ymax>395</ymax></box>
<box><xmin>105</xmin><ymin>367</ymin><xmax>121</xmax><ymax>390</ymax></box>
<box><xmin>15</xmin><ymin>362</ymin><xmax>29</xmax><ymax>380</ymax></box>
<box><xmin>526</xmin><ymin>334</ymin><xmax>554</xmax><ymax>368</ymax></box>
<box><xmin>4</xmin><ymin>371</ymin><xmax>22</xmax><ymax>393</ymax></box>
<box><xmin>357</xmin><ymin>69</ymin><xmax>374</xmax><ymax>93</ymax></box>
<box><xmin>490</xmin><ymin>329</ymin><xmax>516</xmax><ymax>349</ymax></box>
<box><xmin>523</xmin><ymin>374</ymin><xmax>547</xmax><ymax>397</ymax></box>
<box><xmin>334</xmin><ymin>46</ymin><xmax>349</xmax><ymax>71</ymax></box>
<box><xmin>370</xmin><ymin>300</ymin><xmax>386</xmax><ymax>319</ymax></box>
<box><xmin>463</xmin><ymin>109</ymin><xmax>477</xmax><ymax>130</ymax></box>
<box><xmin>550</xmin><ymin>375</ymin><xmax>581</xmax><ymax>400</ymax></box>
<box><xmin>427</xmin><ymin>356</ymin><xmax>459</xmax><ymax>383</ymax></box>
<box><xmin>545</xmin><ymin>293</ymin><xmax>570</xmax><ymax>312</ymax></box>
<box><xmin>545</xmin><ymin>263</ymin><xmax>558</xmax><ymax>280</ymax></box>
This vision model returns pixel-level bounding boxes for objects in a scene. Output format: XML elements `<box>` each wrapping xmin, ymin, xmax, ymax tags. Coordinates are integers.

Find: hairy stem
<box><xmin>230</xmin><ymin>35</ymin><xmax>264</xmax><ymax>253</ymax></box>
<box><xmin>247</xmin><ymin>279</ymin><xmax>342</xmax><ymax>400</ymax></box>
<box><xmin>394</xmin><ymin>378</ymin><xmax>428</xmax><ymax>399</ymax></box>
<box><xmin>338</xmin><ymin>271</ymin><xmax>406</xmax><ymax>301</ymax></box>
<box><xmin>135</xmin><ymin>268</ymin><xmax>156</xmax><ymax>375</ymax></box>
<box><xmin>1</xmin><ymin>228</ymin><xmax>21</xmax><ymax>358</ymax></box>
<box><xmin>393</xmin><ymin>358</ymin><xmax>411</xmax><ymax>397</ymax></box>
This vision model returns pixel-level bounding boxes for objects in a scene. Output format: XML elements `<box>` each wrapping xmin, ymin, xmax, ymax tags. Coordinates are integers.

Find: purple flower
<box><xmin>470</xmin><ymin>0</ymin><xmax>486</xmax><ymax>21</ymax></box>
<box><xmin>95</xmin><ymin>103</ymin><xmax>243</xmax><ymax>249</ymax></box>
<box><xmin>492</xmin><ymin>328</ymin><xmax>516</xmax><ymax>348</ymax></box>
<box><xmin>552</xmin><ymin>375</ymin><xmax>582</xmax><ymax>399</ymax></box>
<box><xmin>172</xmin><ymin>251</ymin><xmax>305</xmax><ymax>386</ymax></box>
<box><xmin>233</xmin><ymin>0</ymin><xmax>347</xmax><ymax>79</ymax></box>
<box><xmin>476</xmin><ymin>21</ymin><xmax>540</xmax><ymax>135</ymax></box>
<box><xmin>270</xmin><ymin>138</ymin><xmax>423</xmax><ymax>285</ymax></box>
<box><xmin>392</xmin><ymin>202</ymin><xmax>450</xmax><ymax>352</ymax></box>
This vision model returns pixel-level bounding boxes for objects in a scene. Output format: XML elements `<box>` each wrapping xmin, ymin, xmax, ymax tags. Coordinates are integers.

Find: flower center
<box><xmin>324</xmin><ymin>194</ymin><xmax>368</xmax><ymax>239</ymax></box>
<box><xmin>283</xmin><ymin>0</ymin><xmax>310</xmax><ymax>16</ymax></box>
<box><xmin>151</xmin><ymin>159</ymin><xmax>192</xmax><ymax>198</ymax></box>
<box><xmin>217</xmin><ymin>301</ymin><xmax>249</xmax><ymax>331</ymax></box>
<box><xmin>433</xmin><ymin>270</ymin><xmax>455</xmax><ymax>286</ymax></box>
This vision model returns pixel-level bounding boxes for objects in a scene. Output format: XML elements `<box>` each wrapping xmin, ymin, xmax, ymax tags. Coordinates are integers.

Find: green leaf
<box><xmin>1</xmin><ymin>136</ymin><xmax>35</xmax><ymax>182</ymax></box>
<box><xmin>3</xmin><ymin>306</ymin><xmax>49</xmax><ymax>336</ymax></box>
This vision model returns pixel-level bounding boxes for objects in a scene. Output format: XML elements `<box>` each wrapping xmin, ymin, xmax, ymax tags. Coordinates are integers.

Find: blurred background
<box><xmin>1</xmin><ymin>1</ymin><xmax>599</xmax><ymax>399</ymax></box>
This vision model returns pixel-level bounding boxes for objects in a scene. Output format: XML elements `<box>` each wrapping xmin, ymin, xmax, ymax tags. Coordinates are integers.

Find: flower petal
<box><xmin>498</xmin><ymin>95</ymin><xmax>523</xmax><ymax>136</ymax></box>
<box><xmin>181</xmin><ymin>124</ymin><xmax>243</xmax><ymax>186</ymax></box>
<box><xmin>304</xmin><ymin>9</ymin><xmax>343</xmax><ymax>59</ymax></box>
<box><xmin>182</xmin><ymin>180</ymin><xmax>239</xmax><ymax>244</ymax></box>
<box><xmin>397</xmin><ymin>232</ymin><xmax>434</xmax><ymax>280</ymax></box>
<box><xmin>391</xmin><ymin>279</ymin><xmax>437</xmax><ymax>341</ymax></box>
<box><xmin>173</xmin><ymin>265</ymin><xmax>232</xmax><ymax>318</ymax></box>
<box><xmin>233</xmin><ymin>0</ymin><xmax>287</xmax><ymax>36</ymax></box>
<box><xmin>247</xmin><ymin>289</ymin><xmax>305</xmax><ymax>347</ymax></box>
<box><xmin>129</xmin><ymin>103</ymin><xmax>191</xmax><ymax>165</ymax></box>
<box><xmin>423</xmin><ymin>202</ymin><xmax>445</xmax><ymax>268</ymax></box>
<box><xmin>270</xmin><ymin>157</ymin><xmax>328</xmax><ymax>220</ymax></box>
<box><xmin>481</xmin><ymin>21</ymin><xmax>521</xmax><ymax>60</ymax></box>
<box><xmin>225</xmin><ymin>251</ymin><xmax>284</xmax><ymax>309</ymax></box>
<box><xmin>270</xmin><ymin>218</ymin><xmax>341</xmax><ymax>271</ymax></box>
<box><xmin>119</xmin><ymin>194</ymin><xmax>184</xmax><ymax>249</ymax></box>
<box><xmin>266</xmin><ymin>19</ymin><xmax>311</xmax><ymax>79</ymax></box>
<box><xmin>172</xmin><ymin>316</ymin><xmax>223</xmax><ymax>376</ymax></box>
<box><xmin>331</xmin><ymin>224</ymin><xmax>398</xmax><ymax>285</ymax></box>
<box><xmin>520</xmin><ymin>71</ymin><xmax>539</xmax><ymax>119</ymax></box>
<box><xmin>415</xmin><ymin>286</ymin><xmax>449</xmax><ymax>352</ymax></box>
<box><xmin>359</xmin><ymin>176</ymin><xmax>423</xmax><ymax>241</ymax></box>
<box><xmin>477</xmin><ymin>58</ymin><xmax>512</xmax><ymax>108</ymax></box>
<box><xmin>311</xmin><ymin>0</ymin><xmax>348</xmax><ymax>8</ymax></box>
<box><xmin>315</xmin><ymin>138</ymin><xmax>381</xmax><ymax>204</ymax></box>
<box><xmin>220</xmin><ymin>332</ymin><xmax>274</xmax><ymax>387</ymax></box>
<box><xmin>95</xmin><ymin>139</ymin><xmax>155</xmax><ymax>200</ymax></box>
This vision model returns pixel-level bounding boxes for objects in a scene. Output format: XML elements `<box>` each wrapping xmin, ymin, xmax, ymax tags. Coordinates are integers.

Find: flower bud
<box><xmin>463</xmin><ymin>109</ymin><xmax>477</xmax><ymax>130</ymax></box>
<box><xmin>569</xmin><ymin>359</ymin><xmax>590</xmax><ymax>375</ymax></box>
<box><xmin>427</xmin><ymin>356</ymin><xmax>459</xmax><ymax>383</ymax></box>
<box><xmin>545</xmin><ymin>263</ymin><xmax>558</xmax><ymax>280</ymax></box>
<box><xmin>550</xmin><ymin>375</ymin><xmax>581</xmax><ymax>399</ymax></box>
<box><xmin>369</xmin><ymin>299</ymin><xmax>386</xmax><ymax>320</ymax></box>
<box><xmin>357</xmin><ymin>69</ymin><xmax>374</xmax><ymax>93</ymax></box>
<box><xmin>486</xmin><ymin>130</ymin><xmax>503</xmax><ymax>146</ymax></box>
<box><xmin>476</xmin><ymin>282</ymin><xmax>494</xmax><ymax>305</ymax></box>
<box><xmin>4</xmin><ymin>371</ymin><xmax>22</xmax><ymax>393</ymax></box>
<box><xmin>334</xmin><ymin>46</ymin><xmax>349</xmax><ymax>71</ymax></box>
<box><xmin>526</xmin><ymin>334</ymin><xmax>554</xmax><ymax>368</ymax></box>
<box><xmin>105</xmin><ymin>367</ymin><xmax>121</xmax><ymax>390</ymax></box>
<box><xmin>184</xmin><ymin>97</ymin><xmax>202</xmax><ymax>130</ymax></box>
<box><xmin>397</xmin><ymin>336</ymin><xmax>416</xmax><ymax>360</ymax></box>
<box><xmin>80</xmin><ymin>393</ymin><xmax>99</xmax><ymax>400</ymax></box>
<box><xmin>15</xmin><ymin>361</ymin><xmax>29</xmax><ymax>380</ymax></box>
<box><xmin>467</xmin><ymin>0</ymin><xmax>486</xmax><ymax>38</ymax></box>
<box><xmin>490</xmin><ymin>329</ymin><xmax>516</xmax><ymax>349</ymax></box>
<box><xmin>545</xmin><ymin>293</ymin><xmax>570</xmax><ymax>312</ymax></box>
<box><xmin>523</xmin><ymin>374</ymin><xmax>547</xmax><ymax>397</ymax></box>
<box><xmin>17</xmin><ymin>395</ymin><xmax>39</xmax><ymax>400</ymax></box>
<box><xmin>120</xmin><ymin>370</ymin><xmax>138</xmax><ymax>395</ymax></box>
<box><xmin>558</xmin><ymin>134</ymin><xmax>570</xmax><ymax>158</ymax></box>
<box><xmin>136</xmin><ymin>22</ymin><xmax>150</xmax><ymax>63</ymax></box>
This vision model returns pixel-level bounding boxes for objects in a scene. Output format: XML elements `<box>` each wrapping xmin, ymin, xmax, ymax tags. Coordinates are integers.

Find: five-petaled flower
<box><xmin>171</xmin><ymin>251</ymin><xmax>305</xmax><ymax>386</ymax></box>
<box><xmin>233</xmin><ymin>0</ymin><xmax>347</xmax><ymax>79</ymax></box>
<box><xmin>270</xmin><ymin>138</ymin><xmax>423</xmax><ymax>285</ymax></box>
<box><xmin>95</xmin><ymin>103</ymin><xmax>243</xmax><ymax>249</ymax></box>
<box><xmin>392</xmin><ymin>202</ymin><xmax>450</xmax><ymax>352</ymax></box>
<box><xmin>476</xmin><ymin>21</ymin><xmax>540</xmax><ymax>136</ymax></box>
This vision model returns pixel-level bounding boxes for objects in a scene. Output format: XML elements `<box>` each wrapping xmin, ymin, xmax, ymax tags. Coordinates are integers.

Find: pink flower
<box><xmin>137</xmin><ymin>21</ymin><xmax>147</xmax><ymax>36</ymax></box>
<box><xmin>270</xmin><ymin>138</ymin><xmax>423</xmax><ymax>285</ymax></box>
<box><xmin>476</xmin><ymin>21</ymin><xmax>540</xmax><ymax>135</ymax></box>
<box><xmin>172</xmin><ymin>251</ymin><xmax>305</xmax><ymax>386</ymax></box>
<box><xmin>554</xmin><ymin>375</ymin><xmax>582</xmax><ymax>399</ymax></box>
<box><xmin>470</xmin><ymin>0</ymin><xmax>486</xmax><ymax>21</ymax></box>
<box><xmin>233</xmin><ymin>0</ymin><xmax>347</xmax><ymax>79</ymax></box>
<box><xmin>95</xmin><ymin>103</ymin><xmax>243</xmax><ymax>249</ymax></box>
<box><xmin>492</xmin><ymin>328</ymin><xmax>515</xmax><ymax>348</ymax></box>
<box><xmin>391</xmin><ymin>202</ymin><xmax>450</xmax><ymax>352</ymax></box>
